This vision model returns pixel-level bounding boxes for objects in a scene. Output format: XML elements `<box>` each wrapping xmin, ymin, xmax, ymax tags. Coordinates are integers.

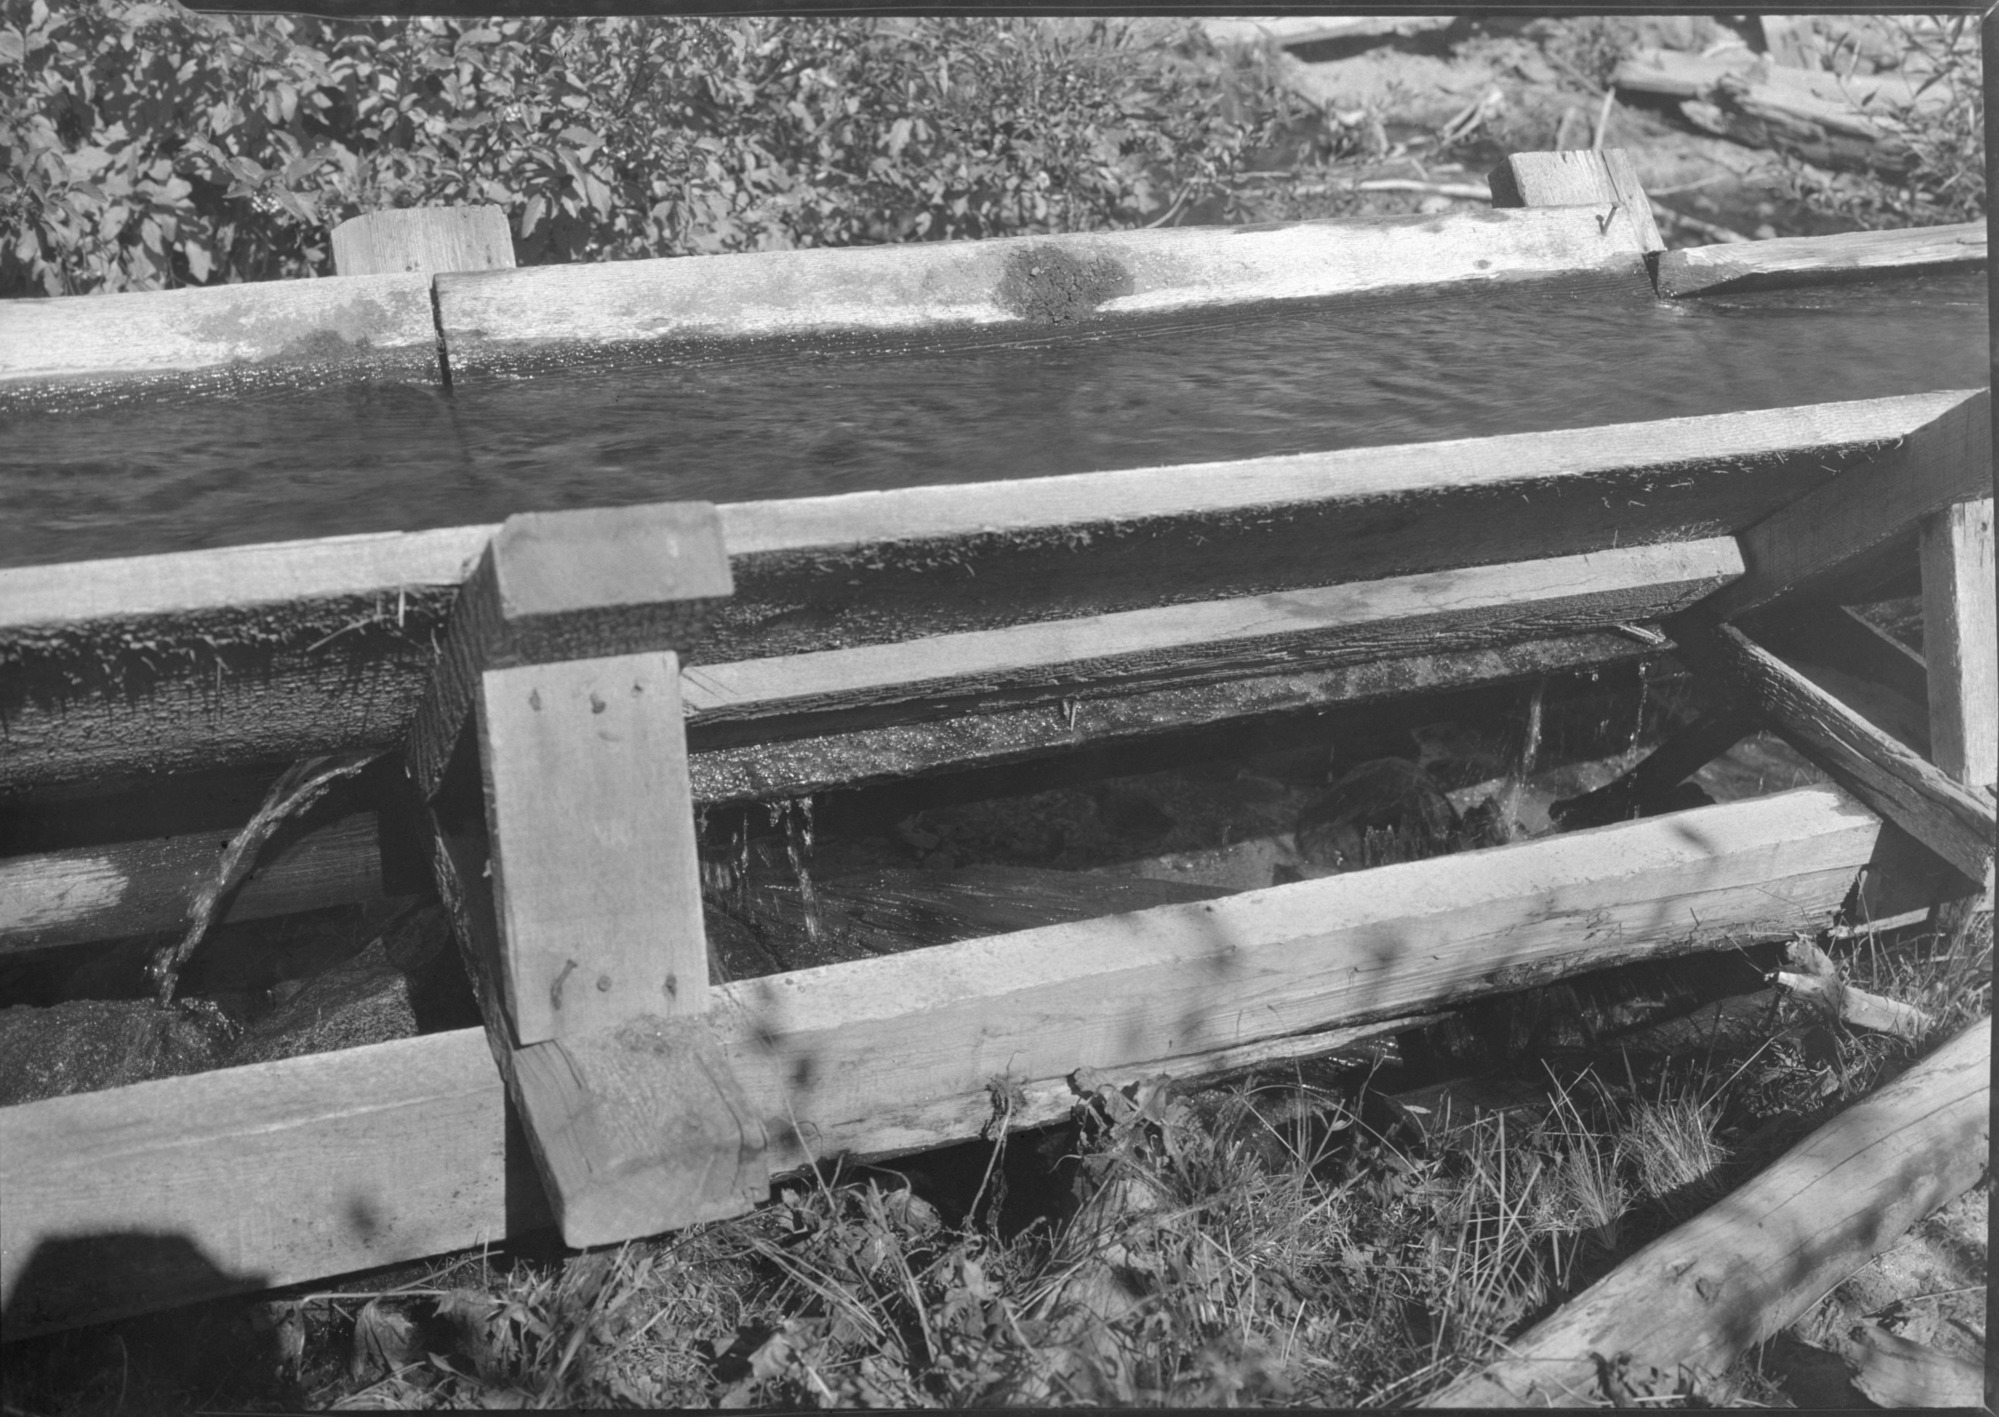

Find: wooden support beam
<box><xmin>0</xmin><ymin>812</ymin><xmax>390</xmax><ymax>955</ymax></box>
<box><xmin>2</xmin><ymin>391</ymin><xmax>1959</xmax><ymax>790</ymax></box>
<box><xmin>1656</xmin><ymin>222</ymin><xmax>1985</xmax><ymax>299</ymax></box>
<box><xmin>680</xmin><ymin>539</ymin><xmax>1743</xmax><ymax>744</ymax></box>
<box><xmin>1</xmin><ymin>784</ymin><xmax>1889</xmax><ymax>1337</ymax></box>
<box><xmin>1423</xmin><ymin>1015</ymin><xmax>1990</xmax><ymax>1406</ymax></box>
<box><xmin>405</xmin><ymin>500</ymin><xmax>764</xmax><ymax>1247</ymax></box>
<box><xmin>1668</xmin><ymin>618</ymin><xmax>1995</xmax><ymax>885</ymax></box>
<box><xmin>1698</xmin><ymin>388</ymin><xmax>1991</xmax><ymax>621</ymax></box>
<box><xmin>1486</xmin><ymin>148</ymin><xmax>1665</xmax><ymax>253</ymax></box>
<box><xmin>1920</xmin><ymin>497</ymin><xmax>1998</xmax><ymax>930</ymax></box>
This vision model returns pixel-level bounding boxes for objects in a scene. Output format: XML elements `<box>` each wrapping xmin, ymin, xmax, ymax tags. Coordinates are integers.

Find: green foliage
<box><xmin>1</xmin><ymin>2</ymin><xmax>1308</xmax><ymax>297</ymax></box>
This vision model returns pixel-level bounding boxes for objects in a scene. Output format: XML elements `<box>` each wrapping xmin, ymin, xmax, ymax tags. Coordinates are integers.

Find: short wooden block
<box><xmin>406</xmin><ymin>501</ymin><xmax>734</xmax><ymax>801</ymax></box>
<box><xmin>1487</xmin><ymin>148</ymin><xmax>1665</xmax><ymax>254</ymax></box>
<box><xmin>513</xmin><ymin>1016</ymin><xmax>769</xmax><ymax>1247</ymax></box>
<box><xmin>331</xmin><ymin>205</ymin><xmax>516</xmax><ymax>278</ymax></box>
<box><xmin>482</xmin><ymin>651</ymin><xmax>708</xmax><ymax>1041</ymax></box>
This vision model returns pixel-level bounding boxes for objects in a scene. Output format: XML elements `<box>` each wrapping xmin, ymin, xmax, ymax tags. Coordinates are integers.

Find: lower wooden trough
<box><xmin>1</xmin><ymin>154</ymin><xmax>1992</xmax><ymax>1377</ymax></box>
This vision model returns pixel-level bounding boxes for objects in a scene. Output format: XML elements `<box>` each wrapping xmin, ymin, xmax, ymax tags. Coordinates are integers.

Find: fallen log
<box><xmin>1423</xmin><ymin>1013</ymin><xmax>1990</xmax><ymax>1406</ymax></box>
<box><xmin>1656</xmin><ymin>223</ymin><xmax>1985</xmax><ymax>298</ymax></box>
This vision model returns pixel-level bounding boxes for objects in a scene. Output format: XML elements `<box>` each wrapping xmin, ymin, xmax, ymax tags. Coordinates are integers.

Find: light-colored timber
<box><xmin>1486</xmin><ymin>149</ymin><xmax>1665</xmax><ymax>252</ymax></box>
<box><xmin>1697</xmin><ymin>388</ymin><xmax>1991</xmax><ymax>620</ymax></box>
<box><xmin>1669</xmin><ymin>619</ymin><xmax>1996</xmax><ymax>885</ymax></box>
<box><xmin>1656</xmin><ymin>221</ymin><xmax>1986</xmax><ymax>298</ymax></box>
<box><xmin>1</xmin><ymin>784</ymin><xmax>1888</xmax><ymax>1337</ymax></box>
<box><xmin>428</xmin><ymin>808</ymin><xmax>767</xmax><ymax>1247</ymax></box>
<box><xmin>1920</xmin><ymin>497</ymin><xmax>1999</xmax><ymax>931</ymax></box>
<box><xmin>1423</xmin><ymin>1014</ymin><xmax>1990</xmax><ymax>1407</ymax></box>
<box><xmin>0</xmin><ymin>812</ymin><xmax>387</xmax><ymax>954</ymax></box>
<box><xmin>331</xmin><ymin>205</ymin><xmax>516</xmax><ymax>278</ymax></box>
<box><xmin>1921</xmin><ymin>499</ymin><xmax>1999</xmax><ymax>793</ymax></box>
<box><xmin>6</xmin><ymin>391</ymin><xmax>1964</xmax><ymax>790</ymax></box>
<box><xmin>1772</xmin><ymin>970</ymin><xmax>1932</xmax><ymax>1039</ymax></box>
<box><xmin>432</xmin><ymin>206</ymin><xmax>1651</xmax><ymax>376</ymax></box>
<box><xmin>679</xmin><ymin>539</ymin><xmax>1742</xmax><ymax>734</ymax></box>
<box><xmin>0</xmin><ymin>273</ymin><xmax>440</xmax><ymax>389</ymax></box>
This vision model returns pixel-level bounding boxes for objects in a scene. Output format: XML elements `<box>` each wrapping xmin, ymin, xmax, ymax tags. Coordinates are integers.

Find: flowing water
<box><xmin>0</xmin><ymin>267</ymin><xmax>1985</xmax><ymax>569</ymax></box>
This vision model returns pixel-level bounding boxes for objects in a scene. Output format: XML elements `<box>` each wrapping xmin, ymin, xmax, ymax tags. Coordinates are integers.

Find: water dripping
<box><xmin>781</xmin><ymin>796</ymin><xmax>822</xmax><ymax>945</ymax></box>
<box><xmin>1498</xmin><ymin>677</ymin><xmax>1546</xmax><ymax>842</ymax></box>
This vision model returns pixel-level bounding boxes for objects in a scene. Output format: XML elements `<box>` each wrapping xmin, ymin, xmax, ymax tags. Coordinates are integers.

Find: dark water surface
<box><xmin>1</xmin><ymin>267</ymin><xmax>1985</xmax><ymax>569</ymax></box>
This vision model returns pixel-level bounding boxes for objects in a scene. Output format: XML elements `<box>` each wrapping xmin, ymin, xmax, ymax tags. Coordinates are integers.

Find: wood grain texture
<box><xmin>1656</xmin><ymin>221</ymin><xmax>1985</xmax><ymax>298</ymax></box>
<box><xmin>1743</xmin><ymin>602</ymin><xmax>1930</xmax><ymax>712</ymax></box>
<box><xmin>1920</xmin><ymin>498</ymin><xmax>1998</xmax><ymax>790</ymax></box>
<box><xmin>680</xmin><ymin>540</ymin><xmax>1742</xmax><ymax>741</ymax></box>
<box><xmin>0</xmin><ymin>274</ymin><xmax>439</xmax><ymax>389</ymax></box>
<box><xmin>4</xmin><ymin>392</ymin><xmax>1958</xmax><ymax>789</ymax></box>
<box><xmin>0</xmin><ymin>811</ymin><xmax>386</xmax><ymax>954</ymax></box>
<box><xmin>1698</xmin><ymin>388</ymin><xmax>1991</xmax><ymax>621</ymax></box>
<box><xmin>480</xmin><ymin>653</ymin><xmax>708</xmax><ymax>1041</ymax></box>
<box><xmin>1669</xmin><ymin>619</ymin><xmax>1995</xmax><ymax>883</ymax></box>
<box><xmin>686</xmin><ymin>632</ymin><xmax>1652</xmax><ymax>804</ymax></box>
<box><xmin>434</xmin><ymin>206</ymin><xmax>1648</xmax><ymax>376</ymax></box>
<box><xmin>1</xmin><ymin>784</ymin><xmax>1883</xmax><ymax>1335</ymax></box>
<box><xmin>331</xmin><ymin>205</ymin><xmax>515</xmax><ymax>277</ymax></box>
<box><xmin>1486</xmin><ymin>148</ymin><xmax>1665</xmax><ymax>252</ymax></box>
<box><xmin>1423</xmin><ymin>1015</ymin><xmax>1990</xmax><ymax>1407</ymax></box>
<box><xmin>426</xmin><ymin>797</ymin><xmax>766</xmax><ymax>1249</ymax></box>
<box><xmin>403</xmin><ymin>503</ymin><xmax>733</xmax><ymax>801</ymax></box>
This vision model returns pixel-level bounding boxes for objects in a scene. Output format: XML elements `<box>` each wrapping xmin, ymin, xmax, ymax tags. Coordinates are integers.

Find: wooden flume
<box><xmin>1</xmin><ymin>155</ymin><xmax>1991</xmax><ymax>1400</ymax></box>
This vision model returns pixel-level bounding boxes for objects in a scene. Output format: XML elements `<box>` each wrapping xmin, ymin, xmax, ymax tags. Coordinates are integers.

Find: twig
<box><xmin>1354</xmin><ymin>179</ymin><xmax>1491</xmax><ymax>200</ymax></box>
<box><xmin>150</xmin><ymin>749</ymin><xmax>380</xmax><ymax>1003</ymax></box>
<box><xmin>1591</xmin><ymin>87</ymin><xmax>1617</xmax><ymax>150</ymax></box>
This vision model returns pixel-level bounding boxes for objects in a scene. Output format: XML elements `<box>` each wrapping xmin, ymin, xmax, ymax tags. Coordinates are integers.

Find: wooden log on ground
<box><xmin>432</xmin><ymin>206</ymin><xmax>1650</xmax><ymax>378</ymax></box>
<box><xmin>1656</xmin><ymin>223</ymin><xmax>1985</xmax><ymax>299</ymax></box>
<box><xmin>1486</xmin><ymin>148</ymin><xmax>1664</xmax><ymax>253</ymax></box>
<box><xmin>678</xmin><ymin>539</ymin><xmax>1743</xmax><ymax>745</ymax></box>
<box><xmin>1423</xmin><ymin>1014</ymin><xmax>1990</xmax><ymax>1406</ymax></box>
<box><xmin>0</xmin><ymin>275</ymin><xmax>440</xmax><ymax>397</ymax></box>
<box><xmin>1697</xmin><ymin>387</ymin><xmax>1990</xmax><ymax>621</ymax></box>
<box><xmin>0</xmin><ymin>783</ymin><xmax>1890</xmax><ymax>1337</ymax></box>
<box><xmin>1668</xmin><ymin>619</ymin><xmax>1995</xmax><ymax>885</ymax></box>
<box><xmin>3</xmin><ymin>392</ymin><xmax>1959</xmax><ymax>789</ymax></box>
<box><xmin>0</xmin><ymin>812</ymin><xmax>388</xmax><ymax>955</ymax></box>
<box><xmin>331</xmin><ymin>206</ymin><xmax>515</xmax><ymax>279</ymax></box>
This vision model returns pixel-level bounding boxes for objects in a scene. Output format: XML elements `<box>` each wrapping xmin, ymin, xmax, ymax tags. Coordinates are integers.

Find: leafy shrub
<box><xmin>1</xmin><ymin>2</ymin><xmax>1309</xmax><ymax>297</ymax></box>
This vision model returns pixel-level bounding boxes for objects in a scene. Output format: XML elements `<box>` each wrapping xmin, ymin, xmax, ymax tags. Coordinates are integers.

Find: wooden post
<box><xmin>1920</xmin><ymin>496</ymin><xmax>1998</xmax><ymax>931</ymax></box>
<box><xmin>408</xmin><ymin>501</ymin><xmax>767</xmax><ymax>1246</ymax></box>
<box><xmin>1486</xmin><ymin>148</ymin><xmax>1666</xmax><ymax>255</ymax></box>
<box><xmin>331</xmin><ymin>205</ymin><xmax>515</xmax><ymax>277</ymax></box>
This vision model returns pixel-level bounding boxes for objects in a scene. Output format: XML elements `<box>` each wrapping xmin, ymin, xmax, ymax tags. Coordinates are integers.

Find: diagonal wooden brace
<box><xmin>1667</xmin><ymin>616</ymin><xmax>1994</xmax><ymax>895</ymax></box>
<box><xmin>408</xmin><ymin>502</ymin><xmax>767</xmax><ymax>1247</ymax></box>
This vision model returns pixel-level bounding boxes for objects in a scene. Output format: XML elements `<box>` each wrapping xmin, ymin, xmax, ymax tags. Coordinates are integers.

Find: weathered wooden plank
<box><xmin>1486</xmin><ymin>148</ymin><xmax>1664</xmax><ymax>253</ymax></box>
<box><xmin>1656</xmin><ymin>221</ymin><xmax>1986</xmax><ymax>299</ymax></box>
<box><xmin>1698</xmin><ymin>388</ymin><xmax>1991</xmax><ymax>621</ymax></box>
<box><xmin>433</xmin><ymin>206</ymin><xmax>1649</xmax><ymax>377</ymax></box>
<box><xmin>686</xmin><ymin>632</ymin><xmax>1650</xmax><ymax>804</ymax></box>
<box><xmin>1921</xmin><ymin>499</ymin><xmax>1998</xmax><ymax>792</ymax></box>
<box><xmin>478</xmin><ymin>653</ymin><xmax>709</xmax><ymax>1040</ymax></box>
<box><xmin>331</xmin><ymin>206</ymin><xmax>515</xmax><ymax>278</ymax></box>
<box><xmin>1920</xmin><ymin>497</ymin><xmax>1998</xmax><ymax>931</ymax></box>
<box><xmin>1669</xmin><ymin>619</ymin><xmax>1995</xmax><ymax>884</ymax></box>
<box><xmin>403</xmin><ymin>503</ymin><xmax>733</xmax><ymax>801</ymax></box>
<box><xmin>1743</xmin><ymin>602</ymin><xmax>1930</xmax><ymax>712</ymax></box>
<box><xmin>0</xmin><ymin>274</ymin><xmax>440</xmax><ymax>393</ymax></box>
<box><xmin>0</xmin><ymin>784</ymin><xmax>1885</xmax><ymax>1336</ymax></box>
<box><xmin>426</xmin><ymin>801</ymin><xmax>766</xmax><ymax>1248</ymax></box>
<box><xmin>1424</xmin><ymin>1015</ymin><xmax>1990</xmax><ymax>1407</ymax></box>
<box><xmin>0</xmin><ymin>812</ymin><xmax>387</xmax><ymax>955</ymax></box>
<box><xmin>680</xmin><ymin>540</ymin><xmax>1742</xmax><ymax>741</ymax></box>
<box><xmin>3</xmin><ymin>392</ymin><xmax>1962</xmax><ymax>789</ymax></box>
